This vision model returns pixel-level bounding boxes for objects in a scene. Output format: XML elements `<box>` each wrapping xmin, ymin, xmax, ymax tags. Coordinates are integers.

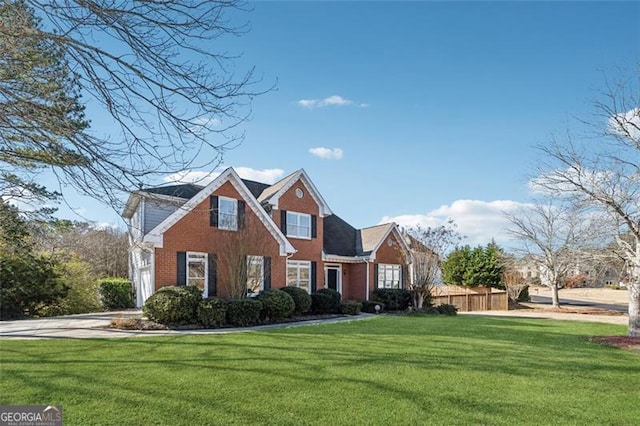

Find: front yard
<box><xmin>1</xmin><ymin>315</ymin><xmax>638</xmax><ymax>425</ymax></box>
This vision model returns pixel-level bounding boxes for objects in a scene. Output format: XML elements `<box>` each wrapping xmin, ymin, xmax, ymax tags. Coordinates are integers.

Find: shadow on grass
<box><xmin>1</xmin><ymin>315</ymin><xmax>637</xmax><ymax>425</ymax></box>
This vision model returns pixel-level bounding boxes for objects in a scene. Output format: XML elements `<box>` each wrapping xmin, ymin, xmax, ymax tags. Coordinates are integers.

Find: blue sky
<box><xmin>50</xmin><ymin>1</ymin><xmax>639</xmax><ymax>246</ymax></box>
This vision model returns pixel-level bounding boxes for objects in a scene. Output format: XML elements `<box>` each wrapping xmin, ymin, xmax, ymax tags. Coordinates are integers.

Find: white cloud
<box><xmin>309</xmin><ymin>147</ymin><xmax>344</xmax><ymax>160</ymax></box>
<box><xmin>164</xmin><ymin>167</ymin><xmax>285</xmax><ymax>185</ymax></box>
<box><xmin>188</xmin><ymin>116</ymin><xmax>222</xmax><ymax>133</ymax></box>
<box><xmin>609</xmin><ymin>107</ymin><xmax>640</xmax><ymax>140</ymax></box>
<box><xmin>296</xmin><ymin>95</ymin><xmax>366</xmax><ymax>109</ymax></box>
<box><xmin>382</xmin><ymin>199</ymin><xmax>532</xmax><ymax>247</ymax></box>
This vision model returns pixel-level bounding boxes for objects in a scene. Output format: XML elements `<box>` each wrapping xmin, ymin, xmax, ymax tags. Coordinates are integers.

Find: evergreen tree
<box><xmin>0</xmin><ymin>1</ymin><xmax>88</xmax><ymax>208</ymax></box>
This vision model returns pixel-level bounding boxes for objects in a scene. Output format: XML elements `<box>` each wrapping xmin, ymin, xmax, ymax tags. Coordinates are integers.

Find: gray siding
<box><xmin>144</xmin><ymin>200</ymin><xmax>182</xmax><ymax>234</ymax></box>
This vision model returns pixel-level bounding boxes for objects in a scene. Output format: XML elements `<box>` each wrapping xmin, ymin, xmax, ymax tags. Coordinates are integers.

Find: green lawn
<box><xmin>1</xmin><ymin>315</ymin><xmax>638</xmax><ymax>425</ymax></box>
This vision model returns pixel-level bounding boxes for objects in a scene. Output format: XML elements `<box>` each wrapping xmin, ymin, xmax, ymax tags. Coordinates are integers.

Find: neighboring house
<box><xmin>512</xmin><ymin>255</ymin><xmax>624</xmax><ymax>288</ymax></box>
<box><xmin>123</xmin><ymin>168</ymin><xmax>411</xmax><ymax>307</ymax></box>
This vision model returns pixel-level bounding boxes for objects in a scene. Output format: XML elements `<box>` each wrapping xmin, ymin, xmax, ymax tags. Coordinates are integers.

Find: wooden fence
<box><xmin>432</xmin><ymin>287</ymin><xmax>509</xmax><ymax>312</ymax></box>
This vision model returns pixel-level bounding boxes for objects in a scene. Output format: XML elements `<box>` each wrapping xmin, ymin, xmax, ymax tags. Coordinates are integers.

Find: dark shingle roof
<box><xmin>241</xmin><ymin>179</ymin><xmax>271</xmax><ymax>199</ymax></box>
<box><xmin>143</xmin><ymin>183</ymin><xmax>204</xmax><ymax>199</ymax></box>
<box><xmin>323</xmin><ymin>214</ymin><xmax>358</xmax><ymax>257</ymax></box>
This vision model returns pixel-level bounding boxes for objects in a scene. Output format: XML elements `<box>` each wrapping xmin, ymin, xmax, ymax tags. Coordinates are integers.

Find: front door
<box><xmin>325</xmin><ymin>265</ymin><xmax>342</xmax><ymax>294</ymax></box>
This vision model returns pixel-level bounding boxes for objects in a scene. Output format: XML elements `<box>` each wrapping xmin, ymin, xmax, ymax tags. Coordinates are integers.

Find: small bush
<box><xmin>517</xmin><ymin>285</ymin><xmax>531</xmax><ymax>302</ymax></box>
<box><xmin>280</xmin><ymin>286</ymin><xmax>312</xmax><ymax>315</ymax></box>
<box><xmin>361</xmin><ymin>300</ymin><xmax>385</xmax><ymax>314</ymax></box>
<box><xmin>226</xmin><ymin>299</ymin><xmax>263</xmax><ymax>327</ymax></box>
<box><xmin>142</xmin><ymin>286</ymin><xmax>201</xmax><ymax>325</ymax></box>
<box><xmin>340</xmin><ymin>300</ymin><xmax>362</xmax><ymax>316</ymax></box>
<box><xmin>310</xmin><ymin>293</ymin><xmax>334</xmax><ymax>314</ymax></box>
<box><xmin>197</xmin><ymin>297</ymin><xmax>227</xmax><ymax>328</ymax></box>
<box><xmin>372</xmin><ymin>288</ymin><xmax>412</xmax><ymax>311</ymax></box>
<box><xmin>257</xmin><ymin>289</ymin><xmax>295</xmax><ymax>321</ymax></box>
<box><xmin>316</xmin><ymin>288</ymin><xmax>341</xmax><ymax>313</ymax></box>
<box><xmin>99</xmin><ymin>278</ymin><xmax>134</xmax><ymax>310</ymax></box>
<box><xmin>436</xmin><ymin>304</ymin><xmax>458</xmax><ymax>315</ymax></box>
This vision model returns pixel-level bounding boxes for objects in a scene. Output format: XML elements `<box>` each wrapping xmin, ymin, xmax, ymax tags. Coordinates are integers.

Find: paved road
<box><xmin>530</xmin><ymin>295</ymin><xmax>628</xmax><ymax>313</ymax></box>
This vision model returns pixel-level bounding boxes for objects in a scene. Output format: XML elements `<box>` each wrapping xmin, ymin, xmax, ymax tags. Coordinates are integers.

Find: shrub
<box><xmin>257</xmin><ymin>289</ymin><xmax>295</xmax><ymax>321</ymax></box>
<box><xmin>99</xmin><ymin>278</ymin><xmax>134</xmax><ymax>310</ymax></box>
<box><xmin>197</xmin><ymin>297</ymin><xmax>227</xmax><ymax>328</ymax></box>
<box><xmin>226</xmin><ymin>299</ymin><xmax>263</xmax><ymax>327</ymax></box>
<box><xmin>142</xmin><ymin>286</ymin><xmax>201</xmax><ymax>325</ymax></box>
<box><xmin>280</xmin><ymin>286</ymin><xmax>312</xmax><ymax>315</ymax></box>
<box><xmin>310</xmin><ymin>293</ymin><xmax>334</xmax><ymax>314</ymax></box>
<box><xmin>372</xmin><ymin>288</ymin><xmax>412</xmax><ymax>311</ymax></box>
<box><xmin>436</xmin><ymin>304</ymin><xmax>458</xmax><ymax>315</ymax></box>
<box><xmin>340</xmin><ymin>300</ymin><xmax>362</xmax><ymax>316</ymax></box>
<box><xmin>361</xmin><ymin>300</ymin><xmax>385</xmax><ymax>314</ymax></box>
<box><xmin>517</xmin><ymin>285</ymin><xmax>530</xmax><ymax>302</ymax></box>
<box><xmin>316</xmin><ymin>288</ymin><xmax>341</xmax><ymax>313</ymax></box>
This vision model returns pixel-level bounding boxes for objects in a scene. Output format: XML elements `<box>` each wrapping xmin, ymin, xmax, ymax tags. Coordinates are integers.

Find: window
<box><xmin>246</xmin><ymin>256</ymin><xmax>264</xmax><ymax>297</ymax></box>
<box><xmin>219</xmin><ymin>197</ymin><xmax>238</xmax><ymax>230</ymax></box>
<box><xmin>286</xmin><ymin>211</ymin><xmax>311</xmax><ymax>238</ymax></box>
<box><xmin>377</xmin><ymin>264</ymin><xmax>402</xmax><ymax>289</ymax></box>
<box><xmin>187</xmin><ymin>252</ymin><xmax>207</xmax><ymax>295</ymax></box>
<box><xmin>287</xmin><ymin>260</ymin><xmax>311</xmax><ymax>292</ymax></box>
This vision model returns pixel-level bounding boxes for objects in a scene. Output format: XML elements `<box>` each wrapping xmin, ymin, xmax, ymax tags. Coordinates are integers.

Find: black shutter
<box><xmin>177</xmin><ymin>251</ymin><xmax>186</xmax><ymax>286</ymax></box>
<box><xmin>238</xmin><ymin>200</ymin><xmax>246</xmax><ymax>229</ymax></box>
<box><xmin>374</xmin><ymin>263</ymin><xmax>379</xmax><ymax>289</ymax></box>
<box><xmin>311</xmin><ymin>215</ymin><xmax>317</xmax><ymax>238</ymax></box>
<box><xmin>210</xmin><ymin>195</ymin><xmax>219</xmax><ymax>227</ymax></box>
<box><xmin>208</xmin><ymin>253</ymin><xmax>217</xmax><ymax>296</ymax></box>
<box><xmin>310</xmin><ymin>261</ymin><xmax>317</xmax><ymax>293</ymax></box>
<box><xmin>280</xmin><ymin>210</ymin><xmax>287</xmax><ymax>234</ymax></box>
<box><xmin>263</xmin><ymin>256</ymin><xmax>271</xmax><ymax>290</ymax></box>
<box><xmin>401</xmin><ymin>265</ymin><xmax>408</xmax><ymax>289</ymax></box>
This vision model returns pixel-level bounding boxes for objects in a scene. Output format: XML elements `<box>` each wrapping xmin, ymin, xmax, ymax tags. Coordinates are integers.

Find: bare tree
<box><xmin>535</xmin><ymin>70</ymin><xmax>640</xmax><ymax>336</ymax></box>
<box><xmin>501</xmin><ymin>255</ymin><xmax>529</xmax><ymax>304</ymax></box>
<box><xmin>404</xmin><ymin>221</ymin><xmax>461</xmax><ymax>308</ymax></box>
<box><xmin>215</xmin><ymin>228</ymin><xmax>272</xmax><ymax>300</ymax></box>
<box><xmin>505</xmin><ymin>201</ymin><xmax>604</xmax><ymax>308</ymax></box>
<box><xmin>1</xmin><ymin>0</ymin><xmax>264</xmax><ymax>211</ymax></box>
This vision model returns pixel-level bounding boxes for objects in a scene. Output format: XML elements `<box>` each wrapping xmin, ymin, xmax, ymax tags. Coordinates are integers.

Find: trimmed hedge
<box><xmin>98</xmin><ymin>278</ymin><xmax>134</xmax><ymax>310</ymax></box>
<box><xmin>361</xmin><ymin>300</ymin><xmax>385</xmax><ymax>314</ymax></box>
<box><xmin>372</xmin><ymin>288</ymin><xmax>412</xmax><ymax>311</ymax></box>
<box><xmin>310</xmin><ymin>293</ymin><xmax>334</xmax><ymax>314</ymax></box>
<box><xmin>340</xmin><ymin>300</ymin><xmax>362</xmax><ymax>316</ymax></box>
<box><xmin>315</xmin><ymin>288</ymin><xmax>341</xmax><ymax>313</ymax></box>
<box><xmin>257</xmin><ymin>289</ymin><xmax>295</xmax><ymax>321</ymax></box>
<box><xmin>142</xmin><ymin>286</ymin><xmax>201</xmax><ymax>325</ymax></box>
<box><xmin>226</xmin><ymin>299</ymin><xmax>262</xmax><ymax>327</ymax></box>
<box><xmin>280</xmin><ymin>286</ymin><xmax>312</xmax><ymax>315</ymax></box>
<box><xmin>197</xmin><ymin>297</ymin><xmax>227</xmax><ymax>328</ymax></box>
<box><xmin>436</xmin><ymin>304</ymin><xmax>458</xmax><ymax>315</ymax></box>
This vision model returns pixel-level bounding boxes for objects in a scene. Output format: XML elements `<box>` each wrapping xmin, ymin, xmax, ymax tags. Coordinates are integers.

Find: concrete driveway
<box><xmin>0</xmin><ymin>311</ymin><xmax>377</xmax><ymax>339</ymax></box>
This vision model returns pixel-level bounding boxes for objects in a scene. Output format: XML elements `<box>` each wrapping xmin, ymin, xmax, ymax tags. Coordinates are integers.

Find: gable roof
<box><xmin>144</xmin><ymin>183</ymin><xmax>204</xmax><ymax>199</ymax></box>
<box><xmin>357</xmin><ymin>223</ymin><xmax>394</xmax><ymax>256</ymax></box>
<box><xmin>142</xmin><ymin>168</ymin><xmax>296</xmax><ymax>256</ymax></box>
<box><xmin>258</xmin><ymin>169</ymin><xmax>332</xmax><ymax>217</ymax></box>
<box><xmin>323</xmin><ymin>214</ymin><xmax>358</xmax><ymax>257</ymax></box>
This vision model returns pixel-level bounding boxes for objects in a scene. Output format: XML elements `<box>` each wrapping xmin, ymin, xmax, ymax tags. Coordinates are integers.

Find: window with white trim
<box><xmin>187</xmin><ymin>252</ymin><xmax>208</xmax><ymax>294</ymax></box>
<box><xmin>246</xmin><ymin>256</ymin><xmax>264</xmax><ymax>297</ymax></box>
<box><xmin>218</xmin><ymin>196</ymin><xmax>238</xmax><ymax>230</ymax></box>
<box><xmin>286</xmin><ymin>211</ymin><xmax>311</xmax><ymax>238</ymax></box>
<box><xmin>287</xmin><ymin>260</ymin><xmax>311</xmax><ymax>292</ymax></box>
<box><xmin>377</xmin><ymin>264</ymin><xmax>402</xmax><ymax>289</ymax></box>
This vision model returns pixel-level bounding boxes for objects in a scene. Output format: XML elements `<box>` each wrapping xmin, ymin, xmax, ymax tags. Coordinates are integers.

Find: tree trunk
<box><xmin>629</xmin><ymin>282</ymin><xmax>640</xmax><ymax>337</ymax></box>
<box><xmin>551</xmin><ymin>283</ymin><xmax>560</xmax><ymax>308</ymax></box>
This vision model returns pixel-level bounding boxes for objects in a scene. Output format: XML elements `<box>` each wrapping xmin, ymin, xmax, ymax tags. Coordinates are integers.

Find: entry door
<box><xmin>325</xmin><ymin>266</ymin><xmax>342</xmax><ymax>294</ymax></box>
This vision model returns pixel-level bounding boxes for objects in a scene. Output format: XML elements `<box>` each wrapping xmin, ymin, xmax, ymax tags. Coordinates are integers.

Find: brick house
<box><xmin>123</xmin><ymin>168</ymin><xmax>411</xmax><ymax>307</ymax></box>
